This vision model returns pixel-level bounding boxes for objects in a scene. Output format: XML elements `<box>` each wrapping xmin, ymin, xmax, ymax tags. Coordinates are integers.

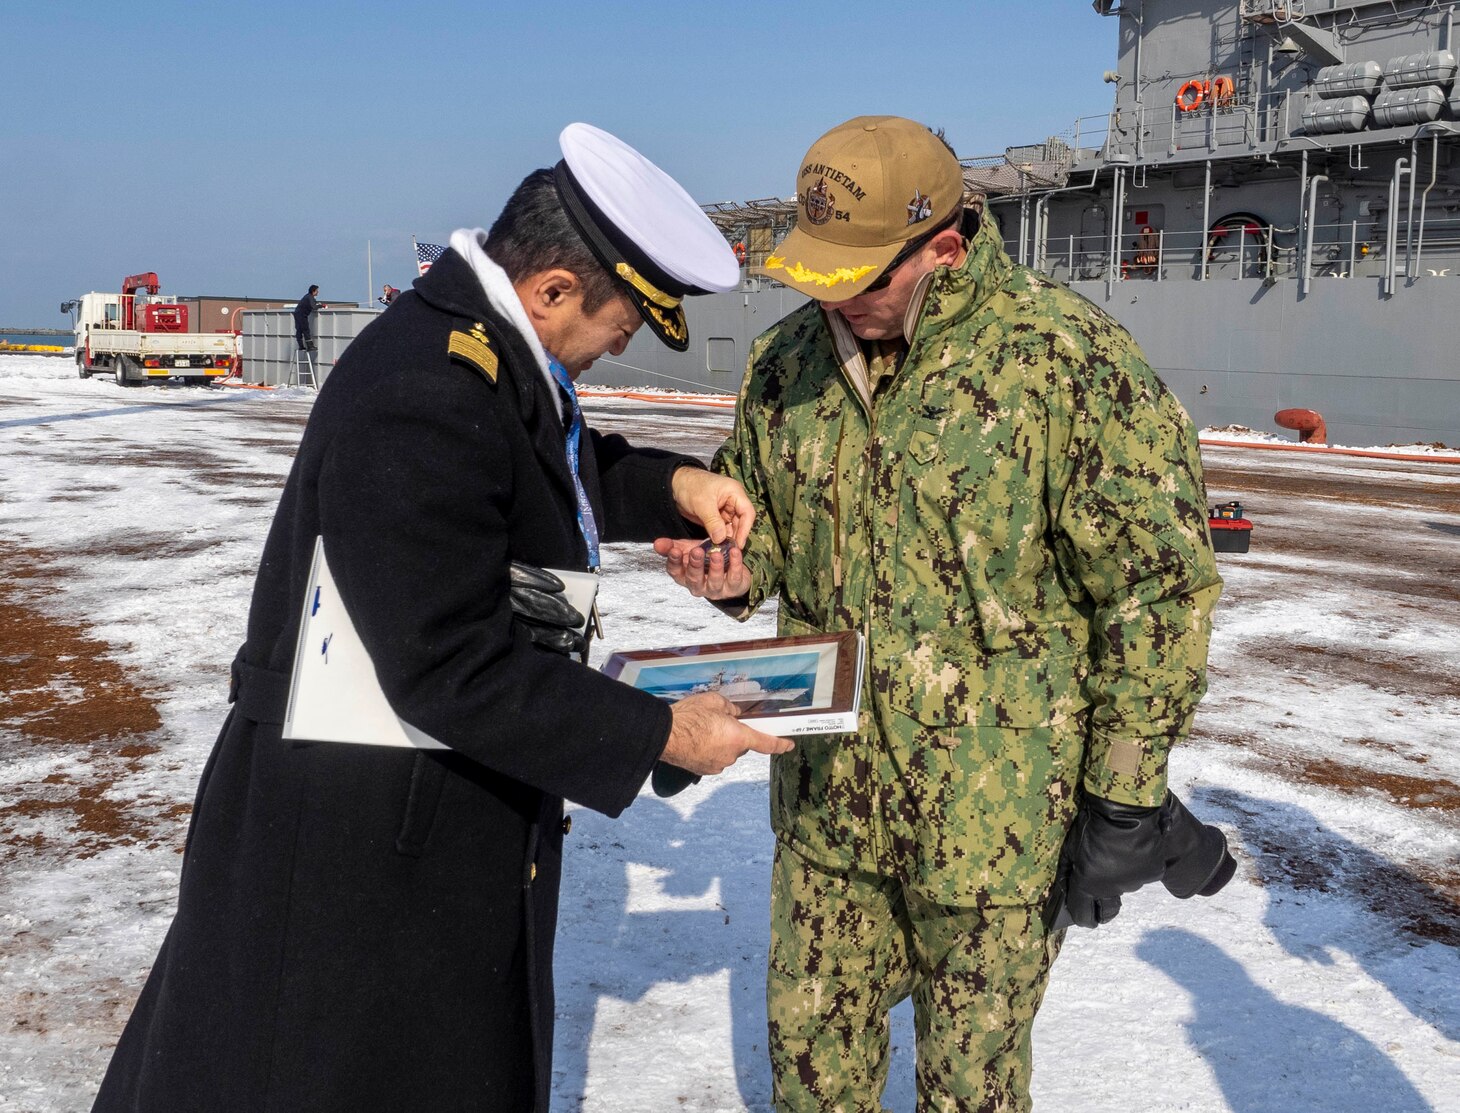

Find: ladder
<box><xmin>291</xmin><ymin>345</ymin><xmax>318</xmax><ymax>389</ymax></box>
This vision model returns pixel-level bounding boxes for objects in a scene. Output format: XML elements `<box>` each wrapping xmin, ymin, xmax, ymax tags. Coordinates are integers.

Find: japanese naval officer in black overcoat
<box><xmin>92</xmin><ymin>123</ymin><xmax>790</xmax><ymax>1113</ymax></box>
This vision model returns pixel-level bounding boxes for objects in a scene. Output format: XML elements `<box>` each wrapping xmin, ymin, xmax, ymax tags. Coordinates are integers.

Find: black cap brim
<box><xmin>622</xmin><ymin>290</ymin><xmax>688</xmax><ymax>352</ymax></box>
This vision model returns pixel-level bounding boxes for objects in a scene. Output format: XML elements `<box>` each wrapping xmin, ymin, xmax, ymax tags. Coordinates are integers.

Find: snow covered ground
<box><xmin>1</xmin><ymin>353</ymin><xmax>1457</xmax><ymax>1112</ymax></box>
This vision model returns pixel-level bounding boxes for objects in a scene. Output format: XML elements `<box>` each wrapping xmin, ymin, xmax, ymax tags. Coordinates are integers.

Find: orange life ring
<box><xmin>1210</xmin><ymin>76</ymin><xmax>1235</xmax><ymax>105</ymax></box>
<box><xmin>1176</xmin><ymin>79</ymin><xmax>1206</xmax><ymax>112</ymax></box>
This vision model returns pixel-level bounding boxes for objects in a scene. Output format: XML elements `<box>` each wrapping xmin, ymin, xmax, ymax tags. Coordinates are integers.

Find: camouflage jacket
<box><xmin>714</xmin><ymin>216</ymin><xmax>1222</xmax><ymax>907</ymax></box>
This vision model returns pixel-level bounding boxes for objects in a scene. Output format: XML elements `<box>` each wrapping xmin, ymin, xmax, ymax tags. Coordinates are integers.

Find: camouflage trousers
<box><xmin>767</xmin><ymin>840</ymin><xmax>1063</xmax><ymax>1113</ymax></box>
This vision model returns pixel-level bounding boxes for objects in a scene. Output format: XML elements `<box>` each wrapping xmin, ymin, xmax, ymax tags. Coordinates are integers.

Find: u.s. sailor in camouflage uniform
<box><xmin>658</xmin><ymin>117</ymin><xmax>1223</xmax><ymax>1111</ymax></box>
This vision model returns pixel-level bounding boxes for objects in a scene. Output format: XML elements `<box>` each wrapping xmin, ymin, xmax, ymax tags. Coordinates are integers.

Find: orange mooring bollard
<box><xmin>1274</xmin><ymin>408</ymin><xmax>1328</xmax><ymax>444</ymax></box>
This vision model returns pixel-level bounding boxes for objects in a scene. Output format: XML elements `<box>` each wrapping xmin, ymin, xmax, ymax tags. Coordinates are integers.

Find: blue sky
<box><xmin>0</xmin><ymin>1</ymin><xmax>1117</xmax><ymax>327</ymax></box>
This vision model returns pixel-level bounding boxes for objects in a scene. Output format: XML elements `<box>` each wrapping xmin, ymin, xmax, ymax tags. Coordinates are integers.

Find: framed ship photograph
<box><xmin>602</xmin><ymin>630</ymin><xmax>864</xmax><ymax>737</ymax></box>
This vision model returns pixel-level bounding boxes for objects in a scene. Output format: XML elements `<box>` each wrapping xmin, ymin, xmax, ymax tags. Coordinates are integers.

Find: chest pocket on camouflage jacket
<box><xmin>887</xmin><ymin>372</ymin><xmax>1084</xmax><ymax>659</ymax></box>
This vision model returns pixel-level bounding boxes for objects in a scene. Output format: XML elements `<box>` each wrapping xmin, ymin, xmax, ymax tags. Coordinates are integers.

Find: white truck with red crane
<box><xmin>72</xmin><ymin>273</ymin><xmax>237</xmax><ymax>386</ymax></box>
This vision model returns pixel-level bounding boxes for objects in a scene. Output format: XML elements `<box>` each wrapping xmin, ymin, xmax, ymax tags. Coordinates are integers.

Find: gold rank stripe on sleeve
<box><xmin>447</xmin><ymin>326</ymin><xmax>499</xmax><ymax>383</ymax></box>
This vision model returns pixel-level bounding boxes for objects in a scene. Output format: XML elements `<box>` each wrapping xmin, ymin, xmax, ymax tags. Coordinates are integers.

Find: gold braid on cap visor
<box><xmin>763</xmin><ymin>256</ymin><xmax>878</xmax><ymax>288</ymax></box>
<box><xmin>616</xmin><ymin>262</ymin><xmax>682</xmax><ymax>309</ymax></box>
<box><xmin>645</xmin><ymin>303</ymin><xmax>687</xmax><ymax>342</ymax></box>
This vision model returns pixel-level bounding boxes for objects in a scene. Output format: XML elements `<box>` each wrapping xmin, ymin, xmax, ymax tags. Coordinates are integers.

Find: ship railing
<box><xmin>1090</xmin><ymin>89</ymin><xmax>1301</xmax><ymax>166</ymax></box>
<box><xmin>1160</xmin><ymin>89</ymin><xmax>1288</xmax><ymax>157</ymax></box>
<box><xmin>1410</xmin><ymin>211</ymin><xmax>1460</xmax><ymax>278</ymax></box>
<box><xmin>1027</xmin><ymin>227</ymin><xmax>1290</xmax><ymax>283</ymax></box>
<box><xmin>1307</xmin><ymin>212</ymin><xmax>1460</xmax><ymax>281</ymax></box>
<box><xmin>960</xmin><ymin>134</ymin><xmax>1085</xmax><ymax>197</ymax></box>
<box><xmin>1068</xmin><ymin>115</ymin><xmax>1112</xmax><ymax>162</ymax></box>
<box><xmin>1021</xmin><ymin>213</ymin><xmax>1460</xmax><ymax>285</ymax></box>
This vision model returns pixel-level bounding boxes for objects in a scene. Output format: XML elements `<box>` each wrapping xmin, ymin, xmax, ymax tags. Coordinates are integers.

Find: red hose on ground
<box><xmin>578</xmin><ymin>388</ymin><xmax>736</xmax><ymax>409</ymax></box>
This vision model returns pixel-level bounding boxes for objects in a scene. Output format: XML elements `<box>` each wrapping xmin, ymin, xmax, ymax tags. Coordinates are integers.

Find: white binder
<box><xmin>282</xmin><ymin>537</ymin><xmax>597</xmax><ymax>748</ymax></box>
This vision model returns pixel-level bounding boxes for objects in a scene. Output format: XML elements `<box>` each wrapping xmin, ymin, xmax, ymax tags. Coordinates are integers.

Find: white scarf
<box><xmin>447</xmin><ymin>228</ymin><xmax>563</xmax><ymax>419</ymax></box>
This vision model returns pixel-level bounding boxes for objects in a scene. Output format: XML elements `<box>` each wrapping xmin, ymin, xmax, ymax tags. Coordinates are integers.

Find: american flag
<box><xmin>414</xmin><ymin>239</ymin><xmax>446</xmax><ymax>276</ymax></box>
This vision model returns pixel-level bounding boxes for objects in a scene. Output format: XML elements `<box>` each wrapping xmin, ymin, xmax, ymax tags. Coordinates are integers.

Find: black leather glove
<box><xmin>1157</xmin><ymin>792</ymin><xmax>1238</xmax><ymax>900</ymax></box>
<box><xmin>508</xmin><ymin>562</ymin><xmax>586</xmax><ymax>658</ymax></box>
<box><xmin>1059</xmin><ymin>795</ymin><xmax>1168</xmax><ymax>929</ymax></box>
<box><xmin>1047</xmin><ymin>790</ymin><xmax>1236</xmax><ymax>930</ymax></box>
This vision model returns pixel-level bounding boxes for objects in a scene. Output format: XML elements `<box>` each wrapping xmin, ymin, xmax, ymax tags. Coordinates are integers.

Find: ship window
<box><xmin>707</xmin><ymin>337</ymin><xmax>736</xmax><ymax>374</ymax></box>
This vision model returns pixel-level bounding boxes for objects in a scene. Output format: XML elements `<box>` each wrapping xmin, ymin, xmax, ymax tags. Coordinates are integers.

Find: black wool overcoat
<box><xmin>291</xmin><ymin>291</ymin><xmax>318</xmax><ymax>331</ymax></box>
<box><xmin>93</xmin><ymin>248</ymin><xmax>699</xmax><ymax>1112</ymax></box>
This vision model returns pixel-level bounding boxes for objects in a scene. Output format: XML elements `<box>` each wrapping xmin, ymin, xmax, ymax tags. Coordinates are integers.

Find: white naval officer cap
<box><xmin>553</xmin><ymin>122</ymin><xmax>740</xmax><ymax>352</ymax></box>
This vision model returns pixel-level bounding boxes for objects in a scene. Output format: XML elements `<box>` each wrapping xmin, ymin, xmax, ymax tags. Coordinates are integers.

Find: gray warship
<box><xmin>588</xmin><ymin>0</ymin><xmax>1460</xmax><ymax>449</ymax></box>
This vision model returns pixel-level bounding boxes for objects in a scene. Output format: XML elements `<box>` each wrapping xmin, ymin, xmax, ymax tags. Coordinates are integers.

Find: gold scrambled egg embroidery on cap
<box><xmin>448</xmin><ymin>326</ymin><xmax>498</xmax><ymax>383</ymax></box>
<box><xmin>764</xmin><ymin>255</ymin><xmax>878</xmax><ymax>288</ymax></box>
<box><xmin>645</xmin><ymin>304</ymin><xmax>686</xmax><ymax>342</ymax></box>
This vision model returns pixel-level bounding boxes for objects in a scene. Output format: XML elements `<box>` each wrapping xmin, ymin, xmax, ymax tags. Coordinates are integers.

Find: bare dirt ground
<box><xmin>0</xmin><ymin>405</ymin><xmax>309</xmax><ymax>872</ymax></box>
<box><xmin>1197</xmin><ymin>448</ymin><xmax>1460</xmax><ymax>944</ymax></box>
<box><xmin>0</xmin><ymin>548</ymin><xmax>170</xmax><ymax>863</ymax></box>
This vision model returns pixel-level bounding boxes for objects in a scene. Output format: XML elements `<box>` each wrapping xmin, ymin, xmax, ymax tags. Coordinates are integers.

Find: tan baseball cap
<box><xmin>764</xmin><ymin>115</ymin><xmax>965</xmax><ymax>302</ymax></box>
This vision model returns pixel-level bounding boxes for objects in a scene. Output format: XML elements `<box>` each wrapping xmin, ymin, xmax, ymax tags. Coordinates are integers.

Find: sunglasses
<box><xmin>859</xmin><ymin>217</ymin><xmax>959</xmax><ymax>294</ymax></box>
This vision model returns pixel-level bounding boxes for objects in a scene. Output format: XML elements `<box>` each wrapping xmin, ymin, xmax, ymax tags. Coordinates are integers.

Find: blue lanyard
<box><xmin>546</xmin><ymin>355</ymin><xmax>600</xmax><ymax>569</ymax></box>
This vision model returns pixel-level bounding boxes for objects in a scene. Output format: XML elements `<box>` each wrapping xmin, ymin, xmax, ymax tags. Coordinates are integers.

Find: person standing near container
<box><xmin>293</xmin><ymin>283</ymin><xmax>322</xmax><ymax>349</ymax></box>
<box><xmin>657</xmin><ymin>116</ymin><xmax>1231</xmax><ymax>1111</ymax></box>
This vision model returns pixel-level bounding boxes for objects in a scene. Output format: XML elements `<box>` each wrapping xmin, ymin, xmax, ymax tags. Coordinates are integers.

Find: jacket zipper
<box><xmin>832</xmin><ymin>428</ymin><xmax>843</xmax><ymax>591</ymax></box>
<box><xmin>830</xmin><ymin>337</ymin><xmax>872</xmax><ymax>600</ymax></box>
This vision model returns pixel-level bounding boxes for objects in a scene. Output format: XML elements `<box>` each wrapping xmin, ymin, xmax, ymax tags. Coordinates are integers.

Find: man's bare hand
<box><xmin>669</xmin><ymin>467</ymin><xmax>755</xmax><ymax>549</ymax></box>
<box><xmin>652</xmin><ymin>536</ymin><xmax>753</xmax><ymax>601</ymax></box>
<box><xmin>662</xmin><ymin>692</ymin><xmax>792</xmax><ymax>775</ymax></box>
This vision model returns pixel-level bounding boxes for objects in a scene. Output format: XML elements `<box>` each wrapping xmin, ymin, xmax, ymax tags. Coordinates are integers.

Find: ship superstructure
<box><xmin>592</xmin><ymin>0</ymin><xmax>1460</xmax><ymax>447</ymax></box>
<box><xmin>982</xmin><ymin>0</ymin><xmax>1460</xmax><ymax>446</ymax></box>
